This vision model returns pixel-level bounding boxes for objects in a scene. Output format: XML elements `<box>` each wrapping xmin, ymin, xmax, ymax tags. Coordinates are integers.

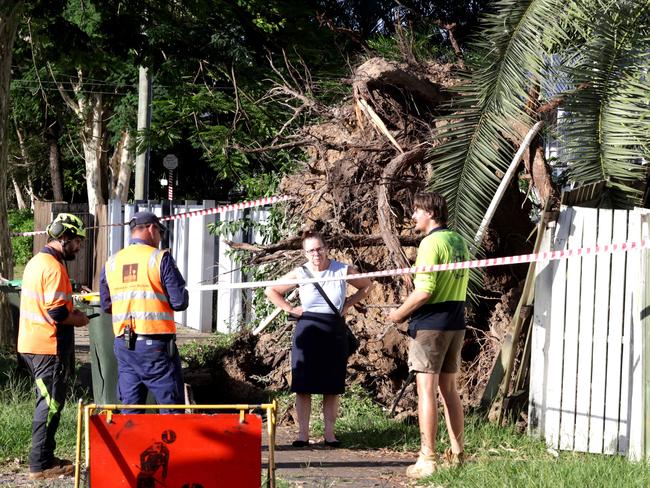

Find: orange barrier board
<box><xmin>88</xmin><ymin>413</ymin><xmax>262</xmax><ymax>487</ymax></box>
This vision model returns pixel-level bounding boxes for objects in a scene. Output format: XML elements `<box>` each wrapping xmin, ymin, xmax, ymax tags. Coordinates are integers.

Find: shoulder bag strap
<box><xmin>301</xmin><ymin>265</ymin><xmax>342</xmax><ymax>318</ymax></box>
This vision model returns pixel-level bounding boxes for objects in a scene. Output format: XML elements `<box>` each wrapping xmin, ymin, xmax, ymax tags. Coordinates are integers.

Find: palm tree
<box><xmin>430</xmin><ymin>0</ymin><xmax>650</xmax><ymax>246</ymax></box>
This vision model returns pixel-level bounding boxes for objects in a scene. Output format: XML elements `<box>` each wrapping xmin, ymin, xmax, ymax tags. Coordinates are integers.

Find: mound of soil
<box><xmin>199</xmin><ymin>56</ymin><xmax>536</xmax><ymax>417</ymax></box>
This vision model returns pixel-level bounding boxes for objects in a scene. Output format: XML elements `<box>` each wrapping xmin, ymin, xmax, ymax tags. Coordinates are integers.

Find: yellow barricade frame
<box><xmin>74</xmin><ymin>400</ymin><xmax>277</xmax><ymax>488</ymax></box>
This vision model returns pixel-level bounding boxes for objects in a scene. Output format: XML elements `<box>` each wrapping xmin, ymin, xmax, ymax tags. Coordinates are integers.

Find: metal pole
<box><xmin>134</xmin><ymin>66</ymin><xmax>152</xmax><ymax>200</ymax></box>
<box><xmin>168</xmin><ymin>168</ymin><xmax>174</xmax><ymax>201</ymax></box>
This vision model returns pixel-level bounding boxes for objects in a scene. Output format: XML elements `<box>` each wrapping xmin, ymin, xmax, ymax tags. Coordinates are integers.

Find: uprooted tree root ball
<box><xmin>201</xmin><ymin>57</ymin><xmax>535</xmax><ymax>418</ymax></box>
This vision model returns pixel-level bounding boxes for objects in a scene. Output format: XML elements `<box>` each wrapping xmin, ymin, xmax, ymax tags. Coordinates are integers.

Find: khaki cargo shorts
<box><xmin>408</xmin><ymin>329</ymin><xmax>465</xmax><ymax>374</ymax></box>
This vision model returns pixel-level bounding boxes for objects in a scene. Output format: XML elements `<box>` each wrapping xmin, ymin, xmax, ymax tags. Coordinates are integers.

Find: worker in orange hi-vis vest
<box><xmin>17</xmin><ymin>213</ymin><xmax>90</xmax><ymax>481</ymax></box>
<box><xmin>99</xmin><ymin>211</ymin><xmax>189</xmax><ymax>414</ymax></box>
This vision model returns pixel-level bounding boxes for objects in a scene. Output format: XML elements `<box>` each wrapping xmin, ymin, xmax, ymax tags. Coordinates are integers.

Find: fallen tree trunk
<box><xmin>227</xmin><ymin>232</ymin><xmax>422</xmax><ymax>264</ymax></box>
<box><xmin>377</xmin><ymin>147</ymin><xmax>426</xmax><ymax>290</ymax></box>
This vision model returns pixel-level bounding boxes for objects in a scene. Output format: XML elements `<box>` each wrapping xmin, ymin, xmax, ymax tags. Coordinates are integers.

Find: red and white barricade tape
<box><xmin>159</xmin><ymin>195</ymin><xmax>293</xmax><ymax>223</ymax></box>
<box><xmin>189</xmin><ymin>239</ymin><xmax>650</xmax><ymax>291</ymax></box>
<box><xmin>10</xmin><ymin>195</ymin><xmax>295</xmax><ymax>237</ymax></box>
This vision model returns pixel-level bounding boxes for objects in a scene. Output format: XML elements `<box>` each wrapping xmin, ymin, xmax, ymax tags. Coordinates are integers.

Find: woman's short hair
<box><xmin>300</xmin><ymin>230</ymin><xmax>326</xmax><ymax>248</ymax></box>
<box><xmin>413</xmin><ymin>192</ymin><xmax>448</xmax><ymax>225</ymax></box>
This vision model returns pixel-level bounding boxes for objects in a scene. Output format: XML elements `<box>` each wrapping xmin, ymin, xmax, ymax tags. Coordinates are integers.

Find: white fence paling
<box><xmin>529</xmin><ymin>206</ymin><xmax>648</xmax><ymax>459</ymax></box>
<box><xmin>216</xmin><ymin>209</ymin><xmax>244</xmax><ymax>333</ymax></box>
<box><xmin>107</xmin><ymin>199</ymin><xmax>270</xmax><ymax>333</ymax></box>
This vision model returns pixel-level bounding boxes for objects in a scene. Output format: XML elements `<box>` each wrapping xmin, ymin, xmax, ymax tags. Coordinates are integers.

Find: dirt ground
<box><xmin>267</xmin><ymin>425</ymin><xmax>420</xmax><ymax>488</ymax></box>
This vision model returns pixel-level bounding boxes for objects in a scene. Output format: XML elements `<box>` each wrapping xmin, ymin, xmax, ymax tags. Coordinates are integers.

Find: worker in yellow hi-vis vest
<box><xmin>100</xmin><ymin>211</ymin><xmax>189</xmax><ymax>413</ymax></box>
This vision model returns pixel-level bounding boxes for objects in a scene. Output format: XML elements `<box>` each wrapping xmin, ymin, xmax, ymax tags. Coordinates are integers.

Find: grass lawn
<box><xmin>0</xmin><ymin>353</ymin><xmax>88</xmax><ymax>464</ymax></box>
<box><xmin>278</xmin><ymin>386</ymin><xmax>650</xmax><ymax>487</ymax></box>
<box><xmin>2</xmin><ymin>351</ymin><xmax>650</xmax><ymax>487</ymax></box>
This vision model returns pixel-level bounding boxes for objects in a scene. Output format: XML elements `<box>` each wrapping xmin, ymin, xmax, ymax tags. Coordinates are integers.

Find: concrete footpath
<box><xmin>265</xmin><ymin>425</ymin><xmax>416</xmax><ymax>487</ymax></box>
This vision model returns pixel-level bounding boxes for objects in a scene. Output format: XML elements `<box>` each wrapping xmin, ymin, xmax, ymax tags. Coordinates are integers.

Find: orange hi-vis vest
<box><xmin>17</xmin><ymin>252</ymin><xmax>73</xmax><ymax>355</ymax></box>
<box><xmin>104</xmin><ymin>244</ymin><xmax>175</xmax><ymax>336</ymax></box>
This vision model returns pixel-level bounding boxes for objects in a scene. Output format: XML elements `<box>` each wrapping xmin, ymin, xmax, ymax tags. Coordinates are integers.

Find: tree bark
<box><xmin>228</xmin><ymin>232</ymin><xmax>422</xmax><ymax>265</ymax></box>
<box><xmin>11</xmin><ymin>176</ymin><xmax>26</xmax><ymax>210</ymax></box>
<box><xmin>377</xmin><ymin>147</ymin><xmax>426</xmax><ymax>290</ymax></box>
<box><xmin>0</xmin><ymin>3</ymin><xmax>21</xmax><ymax>278</ymax></box>
<box><xmin>81</xmin><ymin>92</ymin><xmax>107</xmax><ymax>215</ymax></box>
<box><xmin>109</xmin><ymin>130</ymin><xmax>132</xmax><ymax>203</ymax></box>
<box><xmin>46</xmin><ymin>126</ymin><xmax>64</xmax><ymax>201</ymax></box>
<box><xmin>53</xmin><ymin>68</ymin><xmax>108</xmax><ymax>217</ymax></box>
<box><xmin>442</xmin><ymin>23</ymin><xmax>465</xmax><ymax>70</ymax></box>
<box><xmin>0</xmin><ymin>2</ymin><xmax>24</xmax><ymax>348</ymax></box>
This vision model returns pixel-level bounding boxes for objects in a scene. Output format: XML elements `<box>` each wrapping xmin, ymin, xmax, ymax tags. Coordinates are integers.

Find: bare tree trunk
<box><xmin>0</xmin><ymin>2</ymin><xmax>23</xmax><ymax>348</ymax></box>
<box><xmin>0</xmin><ymin>3</ymin><xmax>21</xmax><ymax>277</ymax></box>
<box><xmin>81</xmin><ymin>93</ymin><xmax>107</xmax><ymax>215</ymax></box>
<box><xmin>46</xmin><ymin>127</ymin><xmax>64</xmax><ymax>201</ymax></box>
<box><xmin>53</xmin><ymin>69</ymin><xmax>107</xmax><ymax>217</ymax></box>
<box><xmin>442</xmin><ymin>23</ymin><xmax>465</xmax><ymax>70</ymax></box>
<box><xmin>109</xmin><ymin>130</ymin><xmax>132</xmax><ymax>203</ymax></box>
<box><xmin>26</xmin><ymin>178</ymin><xmax>34</xmax><ymax>209</ymax></box>
<box><xmin>12</xmin><ymin>175</ymin><xmax>26</xmax><ymax>210</ymax></box>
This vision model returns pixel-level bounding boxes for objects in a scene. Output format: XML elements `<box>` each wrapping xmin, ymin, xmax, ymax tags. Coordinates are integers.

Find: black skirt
<box><xmin>291</xmin><ymin>311</ymin><xmax>348</xmax><ymax>395</ymax></box>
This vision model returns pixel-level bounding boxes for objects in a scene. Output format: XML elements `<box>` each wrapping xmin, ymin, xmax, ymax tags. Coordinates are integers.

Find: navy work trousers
<box><xmin>114</xmin><ymin>336</ymin><xmax>184</xmax><ymax>413</ymax></box>
<box><xmin>21</xmin><ymin>352</ymin><xmax>71</xmax><ymax>472</ymax></box>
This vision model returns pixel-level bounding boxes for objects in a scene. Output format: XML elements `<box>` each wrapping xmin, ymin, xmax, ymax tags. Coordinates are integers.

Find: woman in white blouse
<box><xmin>265</xmin><ymin>230</ymin><xmax>373</xmax><ymax>448</ymax></box>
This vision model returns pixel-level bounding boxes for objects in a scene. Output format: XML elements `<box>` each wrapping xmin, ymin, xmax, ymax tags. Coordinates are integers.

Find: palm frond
<box><xmin>429</xmin><ymin>0</ymin><xmax>569</xmax><ymax>247</ymax></box>
<box><xmin>561</xmin><ymin>0</ymin><xmax>650</xmax><ymax>207</ymax></box>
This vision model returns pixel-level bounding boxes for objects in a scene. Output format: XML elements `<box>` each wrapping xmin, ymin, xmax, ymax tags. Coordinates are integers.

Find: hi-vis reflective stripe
<box><xmin>111</xmin><ymin>291</ymin><xmax>168</xmax><ymax>302</ymax></box>
<box><xmin>188</xmin><ymin>238</ymin><xmax>650</xmax><ymax>291</ymax></box>
<box><xmin>149</xmin><ymin>249</ymin><xmax>161</xmax><ymax>268</ymax></box>
<box><xmin>107</xmin><ymin>255</ymin><xmax>116</xmax><ymax>272</ymax></box>
<box><xmin>21</xmin><ymin>289</ymin><xmax>71</xmax><ymax>303</ymax></box>
<box><xmin>44</xmin><ymin>291</ymin><xmax>72</xmax><ymax>302</ymax></box>
<box><xmin>21</xmin><ymin>310</ymin><xmax>56</xmax><ymax>325</ymax></box>
<box><xmin>35</xmin><ymin>378</ymin><xmax>61</xmax><ymax>425</ymax></box>
<box><xmin>112</xmin><ymin>312</ymin><xmax>175</xmax><ymax>322</ymax></box>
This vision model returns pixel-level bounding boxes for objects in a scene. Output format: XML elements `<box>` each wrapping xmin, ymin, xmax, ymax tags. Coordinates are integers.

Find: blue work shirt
<box><xmin>99</xmin><ymin>238</ymin><xmax>189</xmax><ymax>314</ymax></box>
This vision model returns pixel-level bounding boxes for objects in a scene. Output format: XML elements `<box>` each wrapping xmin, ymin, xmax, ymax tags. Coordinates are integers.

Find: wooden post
<box><xmin>481</xmin><ymin>202</ymin><xmax>550</xmax><ymax>419</ymax></box>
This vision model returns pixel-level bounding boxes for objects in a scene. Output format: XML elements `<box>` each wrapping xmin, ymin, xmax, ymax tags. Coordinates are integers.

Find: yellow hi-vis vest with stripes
<box><xmin>17</xmin><ymin>252</ymin><xmax>73</xmax><ymax>355</ymax></box>
<box><xmin>104</xmin><ymin>244</ymin><xmax>175</xmax><ymax>336</ymax></box>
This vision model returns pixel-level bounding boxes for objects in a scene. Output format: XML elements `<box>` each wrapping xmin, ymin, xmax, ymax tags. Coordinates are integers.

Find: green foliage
<box><xmin>559</xmin><ymin>0</ymin><xmax>650</xmax><ymax>207</ymax></box>
<box><xmin>8</xmin><ymin>209</ymin><xmax>33</xmax><ymax>267</ymax></box>
<box><xmin>366</xmin><ymin>27</ymin><xmax>457</xmax><ymax>64</ymax></box>
<box><xmin>429</xmin><ymin>0</ymin><xmax>650</xmax><ymax>251</ymax></box>
<box><xmin>63</xmin><ymin>0</ymin><xmax>102</xmax><ymax>37</ymax></box>
<box><xmin>178</xmin><ymin>333</ymin><xmax>236</xmax><ymax>369</ymax></box>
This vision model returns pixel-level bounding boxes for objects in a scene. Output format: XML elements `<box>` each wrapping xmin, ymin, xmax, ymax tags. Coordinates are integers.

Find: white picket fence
<box><xmin>529</xmin><ymin>206</ymin><xmax>650</xmax><ymax>460</ymax></box>
<box><xmin>107</xmin><ymin>199</ymin><xmax>268</xmax><ymax>333</ymax></box>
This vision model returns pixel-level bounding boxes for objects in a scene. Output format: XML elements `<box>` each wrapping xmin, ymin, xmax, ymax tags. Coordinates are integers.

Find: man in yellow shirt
<box><xmin>388</xmin><ymin>192</ymin><xmax>469</xmax><ymax>479</ymax></box>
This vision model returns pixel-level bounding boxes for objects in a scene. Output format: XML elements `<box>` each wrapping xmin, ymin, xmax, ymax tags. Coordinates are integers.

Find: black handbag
<box><xmin>301</xmin><ymin>266</ymin><xmax>359</xmax><ymax>356</ymax></box>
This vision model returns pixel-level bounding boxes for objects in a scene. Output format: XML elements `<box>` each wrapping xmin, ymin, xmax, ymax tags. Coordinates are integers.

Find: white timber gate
<box><xmin>529</xmin><ymin>206</ymin><xmax>650</xmax><ymax>460</ymax></box>
<box><xmin>107</xmin><ymin>199</ymin><xmax>268</xmax><ymax>334</ymax></box>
